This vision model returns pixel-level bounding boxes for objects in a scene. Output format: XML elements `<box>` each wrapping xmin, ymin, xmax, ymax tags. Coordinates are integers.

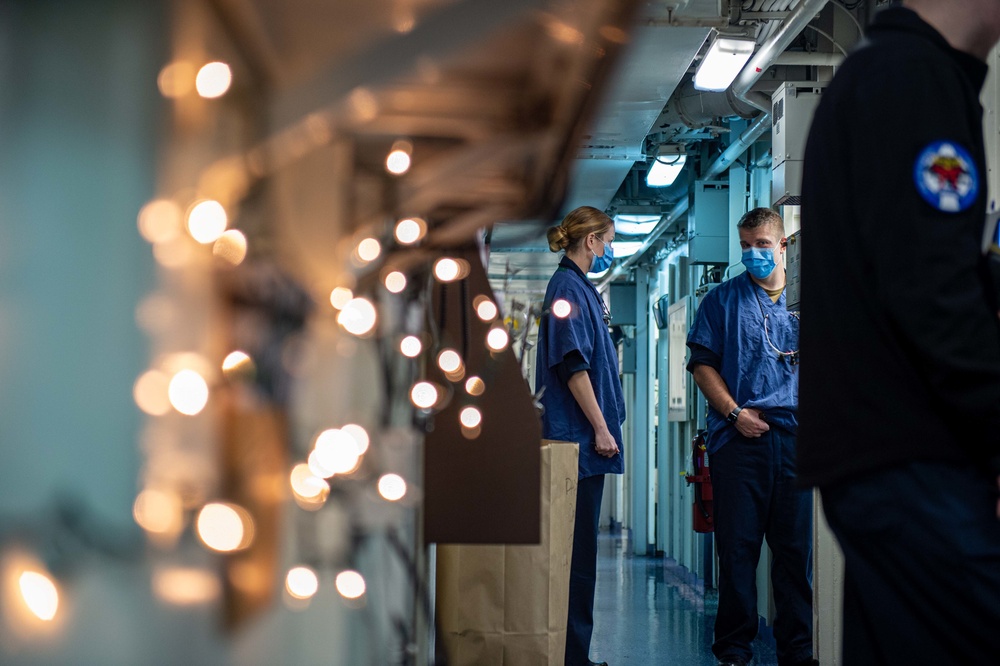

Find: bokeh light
<box><xmin>138</xmin><ymin>199</ymin><xmax>182</xmax><ymax>244</ymax></box>
<box><xmin>410</xmin><ymin>382</ymin><xmax>438</xmax><ymax>409</ymax></box>
<box><xmin>18</xmin><ymin>571</ymin><xmax>59</xmax><ymax>621</ymax></box>
<box><xmin>378</xmin><ymin>474</ymin><xmax>407</xmax><ymax>501</ymax></box>
<box><xmin>357</xmin><ymin>238</ymin><xmax>381</xmax><ymax>262</ymax></box>
<box><xmin>195</xmin><ymin>61</ymin><xmax>232</xmax><ymax>98</ymax></box>
<box><xmin>168</xmin><ymin>369</ymin><xmax>209</xmax><ymax>416</ymax></box>
<box><xmin>460</xmin><ymin>406</ymin><xmax>482</xmax><ymax>428</ymax></box>
<box><xmin>394</xmin><ymin>217</ymin><xmax>426</xmax><ymax>245</ymax></box>
<box><xmin>335</xmin><ymin>570</ymin><xmax>366</xmax><ymax>599</ymax></box>
<box><xmin>330</xmin><ymin>287</ymin><xmax>354</xmax><ymax>310</ymax></box>
<box><xmin>213</xmin><ymin>229</ymin><xmax>248</xmax><ymax>265</ymax></box>
<box><xmin>486</xmin><ymin>327</ymin><xmax>510</xmax><ymax>352</ymax></box>
<box><xmin>196</xmin><ymin>502</ymin><xmax>253</xmax><ymax>552</ymax></box>
<box><xmin>286</xmin><ymin>566</ymin><xmax>319</xmax><ymax>600</ymax></box>
<box><xmin>337</xmin><ymin>298</ymin><xmax>377</xmax><ymax>336</ymax></box>
<box><xmin>384</xmin><ymin>271</ymin><xmax>407</xmax><ymax>293</ymax></box>
<box><xmin>400</xmin><ymin>336</ymin><xmax>422</xmax><ymax>358</ymax></box>
<box><xmin>552</xmin><ymin>298</ymin><xmax>572</xmax><ymax>318</ymax></box>
<box><xmin>187</xmin><ymin>200</ymin><xmax>228</xmax><ymax>244</ymax></box>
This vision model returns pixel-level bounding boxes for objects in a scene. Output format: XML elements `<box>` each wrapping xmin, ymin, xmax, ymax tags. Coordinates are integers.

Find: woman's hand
<box><xmin>595</xmin><ymin>426</ymin><xmax>619</xmax><ymax>458</ymax></box>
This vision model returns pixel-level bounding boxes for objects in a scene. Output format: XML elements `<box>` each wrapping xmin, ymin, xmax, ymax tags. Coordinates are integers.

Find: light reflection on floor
<box><xmin>589</xmin><ymin>533</ymin><xmax>778</xmax><ymax>665</ymax></box>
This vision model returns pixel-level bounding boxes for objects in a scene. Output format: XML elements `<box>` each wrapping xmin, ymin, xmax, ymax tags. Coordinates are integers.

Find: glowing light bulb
<box><xmin>187</xmin><ymin>200</ymin><xmax>228</xmax><ymax>244</ymax></box>
<box><xmin>342</xmin><ymin>424</ymin><xmax>370</xmax><ymax>455</ymax></box>
<box><xmin>196</xmin><ymin>502</ymin><xmax>253</xmax><ymax>552</ymax></box>
<box><xmin>434</xmin><ymin>258</ymin><xmax>459</xmax><ymax>282</ymax></box>
<box><xmin>460</xmin><ymin>406</ymin><xmax>482</xmax><ymax>428</ymax></box>
<box><xmin>437</xmin><ymin>349</ymin><xmax>462</xmax><ymax>373</ymax></box>
<box><xmin>335</xmin><ymin>570</ymin><xmax>366</xmax><ymax>599</ymax></box>
<box><xmin>357</xmin><ymin>238</ymin><xmax>381</xmax><ymax>262</ymax></box>
<box><xmin>337</xmin><ymin>297</ymin><xmax>377</xmax><ymax>336</ymax></box>
<box><xmin>410</xmin><ymin>382</ymin><xmax>438</xmax><ymax>409</ymax></box>
<box><xmin>134</xmin><ymin>369</ymin><xmax>171</xmax><ymax>416</ymax></box>
<box><xmin>290</xmin><ymin>463</ymin><xmax>330</xmax><ymax>500</ymax></box>
<box><xmin>486</xmin><ymin>327</ymin><xmax>510</xmax><ymax>352</ymax></box>
<box><xmin>133</xmin><ymin>488</ymin><xmax>184</xmax><ymax>536</ymax></box>
<box><xmin>153</xmin><ymin>567</ymin><xmax>219</xmax><ymax>605</ymax></box>
<box><xmin>394</xmin><ymin>217</ymin><xmax>426</xmax><ymax>245</ymax></box>
<box><xmin>378</xmin><ymin>474</ymin><xmax>407</xmax><ymax>501</ymax></box>
<box><xmin>384</xmin><ymin>271</ymin><xmax>407</xmax><ymax>293</ymax></box>
<box><xmin>286</xmin><ymin>567</ymin><xmax>319</xmax><ymax>600</ymax></box>
<box><xmin>195</xmin><ymin>61</ymin><xmax>232</xmax><ymax>98</ymax></box>
<box><xmin>19</xmin><ymin>571</ymin><xmax>58</xmax><ymax>621</ymax></box>
<box><xmin>222</xmin><ymin>351</ymin><xmax>252</xmax><ymax>374</ymax></box>
<box><xmin>157</xmin><ymin>61</ymin><xmax>195</xmax><ymax>98</ymax></box>
<box><xmin>476</xmin><ymin>299</ymin><xmax>498</xmax><ymax>321</ymax></box>
<box><xmin>386</xmin><ymin>141</ymin><xmax>412</xmax><ymax>175</ymax></box>
<box><xmin>138</xmin><ymin>199</ymin><xmax>182</xmax><ymax>243</ymax></box>
<box><xmin>400</xmin><ymin>336</ymin><xmax>422</xmax><ymax>358</ymax></box>
<box><xmin>465</xmin><ymin>376</ymin><xmax>485</xmax><ymax>396</ymax></box>
<box><xmin>330</xmin><ymin>287</ymin><xmax>353</xmax><ymax>310</ymax></box>
<box><xmin>313</xmin><ymin>428</ymin><xmax>361</xmax><ymax>476</ymax></box>
<box><xmin>213</xmin><ymin>229</ymin><xmax>248</xmax><ymax>265</ymax></box>
<box><xmin>168</xmin><ymin>369</ymin><xmax>209</xmax><ymax>416</ymax></box>
<box><xmin>552</xmin><ymin>298</ymin><xmax>572</xmax><ymax>318</ymax></box>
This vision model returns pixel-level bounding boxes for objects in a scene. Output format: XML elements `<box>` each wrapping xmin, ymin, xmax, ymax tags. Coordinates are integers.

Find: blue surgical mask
<box><xmin>589</xmin><ymin>240</ymin><xmax>614</xmax><ymax>273</ymax></box>
<box><xmin>741</xmin><ymin>247</ymin><xmax>777</xmax><ymax>279</ymax></box>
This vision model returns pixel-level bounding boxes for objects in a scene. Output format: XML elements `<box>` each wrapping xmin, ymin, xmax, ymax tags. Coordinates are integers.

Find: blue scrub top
<box><xmin>686</xmin><ymin>272</ymin><xmax>799</xmax><ymax>454</ymax></box>
<box><xmin>536</xmin><ymin>256</ymin><xmax>626</xmax><ymax>478</ymax></box>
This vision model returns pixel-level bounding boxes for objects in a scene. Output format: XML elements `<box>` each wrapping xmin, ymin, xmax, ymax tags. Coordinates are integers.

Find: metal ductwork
<box><xmin>598</xmin><ymin>0</ymin><xmax>830</xmax><ymax>289</ymax></box>
<box><xmin>731</xmin><ymin>0</ymin><xmax>831</xmax><ymax>113</ymax></box>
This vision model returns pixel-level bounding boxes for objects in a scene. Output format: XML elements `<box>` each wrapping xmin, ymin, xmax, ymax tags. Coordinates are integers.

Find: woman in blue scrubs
<box><xmin>536</xmin><ymin>206</ymin><xmax>625</xmax><ymax>666</ymax></box>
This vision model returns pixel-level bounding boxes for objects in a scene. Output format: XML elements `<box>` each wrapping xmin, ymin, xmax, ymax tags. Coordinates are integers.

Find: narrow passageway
<box><xmin>590</xmin><ymin>533</ymin><xmax>778</xmax><ymax>666</ymax></box>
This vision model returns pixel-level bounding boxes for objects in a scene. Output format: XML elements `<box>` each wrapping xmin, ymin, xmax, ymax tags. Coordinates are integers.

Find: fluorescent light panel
<box><xmin>693</xmin><ymin>37</ymin><xmax>755</xmax><ymax>92</ymax></box>
<box><xmin>614</xmin><ymin>214</ymin><xmax>660</xmax><ymax>236</ymax></box>
<box><xmin>611</xmin><ymin>241</ymin><xmax>644</xmax><ymax>258</ymax></box>
<box><xmin>646</xmin><ymin>147</ymin><xmax>686</xmax><ymax>188</ymax></box>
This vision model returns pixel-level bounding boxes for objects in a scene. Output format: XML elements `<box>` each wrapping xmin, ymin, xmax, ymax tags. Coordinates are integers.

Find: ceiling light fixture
<box><xmin>613</xmin><ymin>214</ymin><xmax>661</xmax><ymax>236</ymax></box>
<box><xmin>645</xmin><ymin>145</ymin><xmax>687</xmax><ymax>188</ymax></box>
<box><xmin>693</xmin><ymin>36</ymin><xmax>755</xmax><ymax>92</ymax></box>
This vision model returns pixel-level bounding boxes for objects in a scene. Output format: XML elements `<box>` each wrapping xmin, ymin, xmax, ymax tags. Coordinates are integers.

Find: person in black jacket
<box><xmin>799</xmin><ymin>1</ymin><xmax>1000</xmax><ymax>663</ymax></box>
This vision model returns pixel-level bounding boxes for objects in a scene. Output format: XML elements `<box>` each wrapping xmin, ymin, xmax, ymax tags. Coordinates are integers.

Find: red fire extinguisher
<box><xmin>684</xmin><ymin>431</ymin><xmax>714</xmax><ymax>533</ymax></box>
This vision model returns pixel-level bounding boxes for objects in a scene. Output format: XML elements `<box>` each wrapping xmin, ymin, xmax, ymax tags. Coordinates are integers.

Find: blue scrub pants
<box><xmin>565</xmin><ymin>473</ymin><xmax>605</xmax><ymax>666</ymax></box>
<box><xmin>709</xmin><ymin>428</ymin><xmax>813</xmax><ymax>665</ymax></box>
<box><xmin>821</xmin><ymin>460</ymin><xmax>1000</xmax><ymax>665</ymax></box>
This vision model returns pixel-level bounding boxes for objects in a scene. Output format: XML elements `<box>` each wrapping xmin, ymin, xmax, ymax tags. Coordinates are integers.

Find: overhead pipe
<box><xmin>731</xmin><ymin>0</ymin><xmax>831</xmax><ymax>113</ymax></box>
<box><xmin>596</xmin><ymin>196</ymin><xmax>689</xmax><ymax>290</ymax></box>
<box><xmin>598</xmin><ymin>0</ymin><xmax>830</xmax><ymax>290</ymax></box>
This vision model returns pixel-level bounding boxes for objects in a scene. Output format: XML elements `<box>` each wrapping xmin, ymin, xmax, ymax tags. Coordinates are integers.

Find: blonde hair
<box><xmin>546</xmin><ymin>206</ymin><xmax>613</xmax><ymax>253</ymax></box>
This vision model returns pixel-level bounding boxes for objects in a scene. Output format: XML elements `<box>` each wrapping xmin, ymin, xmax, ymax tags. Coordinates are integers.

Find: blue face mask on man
<box><xmin>741</xmin><ymin>247</ymin><xmax>777</xmax><ymax>279</ymax></box>
<box><xmin>589</xmin><ymin>239</ymin><xmax>614</xmax><ymax>273</ymax></box>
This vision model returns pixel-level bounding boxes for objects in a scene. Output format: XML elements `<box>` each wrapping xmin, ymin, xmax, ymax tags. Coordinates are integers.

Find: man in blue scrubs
<box><xmin>686</xmin><ymin>208</ymin><xmax>814</xmax><ymax>666</ymax></box>
<box><xmin>537</xmin><ymin>206</ymin><xmax>625</xmax><ymax>666</ymax></box>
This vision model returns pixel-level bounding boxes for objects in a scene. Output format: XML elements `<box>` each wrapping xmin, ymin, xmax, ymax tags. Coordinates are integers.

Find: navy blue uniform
<box><xmin>536</xmin><ymin>255</ymin><xmax>625</xmax><ymax>666</ymax></box>
<box><xmin>687</xmin><ymin>272</ymin><xmax>813</xmax><ymax>666</ymax></box>
<box><xmin>800</xmin><ymin>7</ymin><xmax>1000</xmax><ymax>663</ymax></box>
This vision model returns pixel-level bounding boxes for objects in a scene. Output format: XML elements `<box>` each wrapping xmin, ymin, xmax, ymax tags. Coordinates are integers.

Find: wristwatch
<box><xmin>726</xmin><ymin>406</ymin><xmax>743</xmax><ymax>424</ymax></box>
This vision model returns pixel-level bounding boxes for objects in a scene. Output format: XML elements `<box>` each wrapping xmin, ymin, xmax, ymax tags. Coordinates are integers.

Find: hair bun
<box><xmin>546</xmin><ymin>225</ymin><xmax>569</xmax><ymax>252</ymax></box>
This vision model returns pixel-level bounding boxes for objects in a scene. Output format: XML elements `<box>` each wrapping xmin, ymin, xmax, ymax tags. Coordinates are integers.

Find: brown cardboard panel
<box><xmin>424</xmin><ymin>248</ymin><xmax>543</xmax><ymax>544</ymax></box>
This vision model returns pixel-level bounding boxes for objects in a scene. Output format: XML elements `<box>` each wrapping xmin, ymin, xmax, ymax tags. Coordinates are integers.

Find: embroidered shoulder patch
<box><xmin>913</xmin><ymin>141</ymin><xmax>979</xmax><ymax>213</ymax></box>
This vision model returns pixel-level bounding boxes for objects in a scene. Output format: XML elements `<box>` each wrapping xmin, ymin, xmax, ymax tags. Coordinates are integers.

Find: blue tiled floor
<box><xmin>589</xmin><ymin>532</ymin><xmax>778</xmax><ymax>666</ymax></box>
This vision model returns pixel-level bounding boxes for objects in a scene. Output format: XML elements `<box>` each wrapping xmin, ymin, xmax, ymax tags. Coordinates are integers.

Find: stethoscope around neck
<box><xmin>752</xmin><ymin>284</ymin><xmax>799</xmax><ymax>365</ymax></box>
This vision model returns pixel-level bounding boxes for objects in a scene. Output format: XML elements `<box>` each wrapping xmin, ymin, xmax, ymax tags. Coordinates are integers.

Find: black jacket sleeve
<box><xmin>853</xmin><ymin>52</ymin><xmax>1000</xmax><ymax>465</ymax></box>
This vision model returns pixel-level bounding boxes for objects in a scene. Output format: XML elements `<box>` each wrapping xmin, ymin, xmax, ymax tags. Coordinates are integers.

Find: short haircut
<box><xmin>737</xmin><ymin>207</ymin><xmax>784</xmax><ymax>235</ymax></box>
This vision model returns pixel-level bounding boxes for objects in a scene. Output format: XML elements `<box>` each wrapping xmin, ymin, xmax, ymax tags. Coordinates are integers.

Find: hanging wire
<box><xmin>804</xmin><ymin>24</ymin><xmax>848</xmax><ymax>56</ymax></box>
<box><xmin>831</xmin><ymin>0</ymin><xmax>865</xmax><ymax>37</ymax></box>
